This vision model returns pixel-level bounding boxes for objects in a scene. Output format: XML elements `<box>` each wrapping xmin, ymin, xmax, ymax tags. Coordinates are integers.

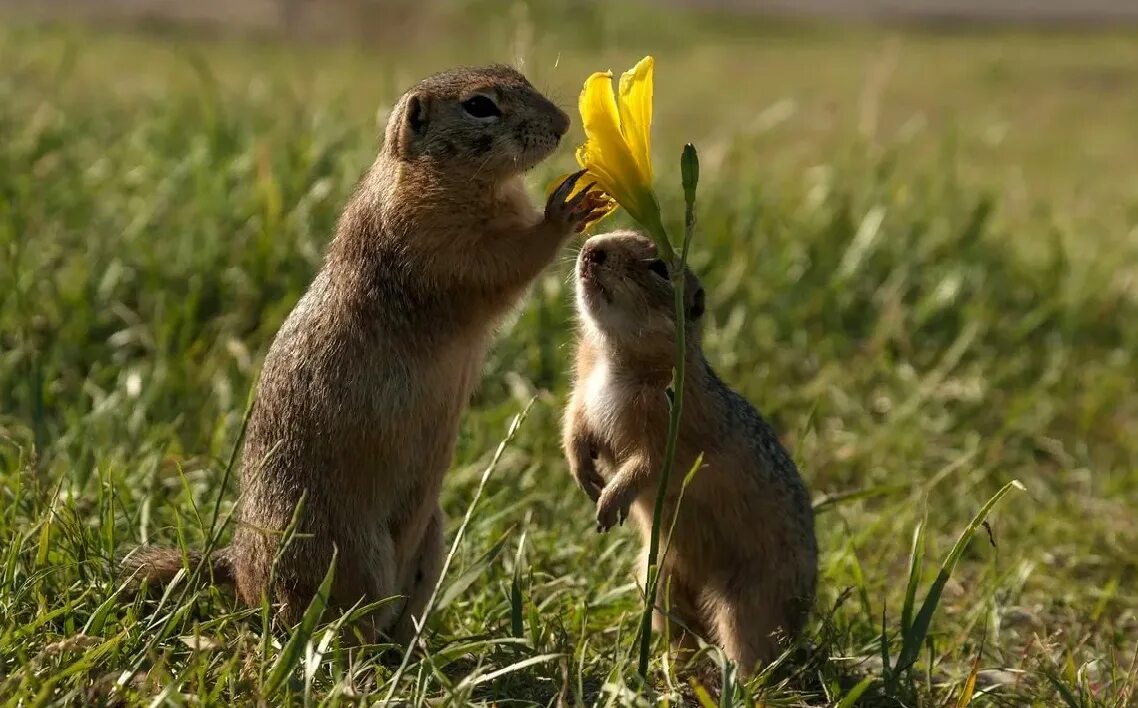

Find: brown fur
<box><xmin>561</xmin><ymin>231</ymin><xmax>818</xmax><ymax>676</ymax></box>
<box><xmin>124</xmin><ymin>65</ymin><xmax>603</xmax><ymax>642</ymax></box>
<box><xmin>121</xmin><ymin>546</ymin><xmax>234</xmax><ymax>588</ymax></box>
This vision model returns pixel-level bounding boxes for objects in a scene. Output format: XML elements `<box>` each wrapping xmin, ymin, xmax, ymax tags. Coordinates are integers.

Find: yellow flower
<box><xmin>554</xmin><ymin>56</ymin><xmax>673</xmax><ymax>259</ymax></box>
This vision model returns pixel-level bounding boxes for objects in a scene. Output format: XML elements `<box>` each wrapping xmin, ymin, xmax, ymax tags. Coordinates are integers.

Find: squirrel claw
<box><xmin>595</xmin><ymin>487</ymin><xmax>632</xmax><ymax>533</ymax></box>
<box><xmin>549</xmin><ymin>169</ymin><xmax>587</xmax><ymax>206</ymax></box>
<box><xmin>545</xmin><ymin>171</ymin><xmax>601</xmax><ymax>233</ymax></box>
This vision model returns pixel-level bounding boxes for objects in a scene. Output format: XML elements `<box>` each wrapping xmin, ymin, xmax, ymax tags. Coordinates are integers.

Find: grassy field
<box><xmin>2</xmin><ymin>3</ymin><xmax>1138</xmax><ymax>705</ymax></box>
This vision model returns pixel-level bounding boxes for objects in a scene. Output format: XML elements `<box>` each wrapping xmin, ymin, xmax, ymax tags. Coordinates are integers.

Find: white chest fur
<box><xmin>582</xmin><ymin>356</ymin><xmax>626</xmax><ymax>432</ymax></box>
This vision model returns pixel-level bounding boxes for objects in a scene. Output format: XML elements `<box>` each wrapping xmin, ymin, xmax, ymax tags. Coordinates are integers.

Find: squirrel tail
<box><xmin>120</xmin><ymin>545</ymin><xmax>235</xmax><ymax>590</ymax></box>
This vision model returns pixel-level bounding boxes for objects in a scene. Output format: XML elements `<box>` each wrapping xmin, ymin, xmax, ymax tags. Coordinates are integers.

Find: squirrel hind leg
<box><xmin>389</xmin><ymin>508</ymin><xmax>444</xmax><ymax>646</ymax></box>
<box><xmin>637</xmin><ymin>556</ymin><xmax>711</xmax><ymax>664</ymax></box>
<box><xmin>703</xmin><ymin>587</ymin><xmax>784</xmax><ymax>678</ymax></box>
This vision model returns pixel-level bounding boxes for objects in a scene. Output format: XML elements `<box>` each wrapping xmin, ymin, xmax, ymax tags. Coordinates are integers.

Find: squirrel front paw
<box><xmin>595</xmin><ymin>483</ymin><xmax>636</xmax><ymax>533</ymax></box>
<box><xmin>546</xmin><ymin>170</ymin><xmax>609</xmax><ymax>235</ymax></box>
<box><xmin>572</xmin><ymin>458</ymin><xmax>606</xmax><ymax>503</ymax></box>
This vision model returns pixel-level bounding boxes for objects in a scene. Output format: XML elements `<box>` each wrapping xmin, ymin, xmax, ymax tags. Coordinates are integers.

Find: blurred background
<box><xmin>9</xmin><ymin>0</ymin><xmax>1138</xmax><ymax>31</ymax></box>
<box><xmin>5</xmin><ymin>0</ymin><xmax>1138</xmax><ymax>235</ymax></box>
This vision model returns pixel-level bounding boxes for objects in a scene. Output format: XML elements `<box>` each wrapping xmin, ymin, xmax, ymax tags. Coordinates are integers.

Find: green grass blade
<box><xmin>901</xmin><ymin>510</ymin><xmax>927</xmax><ymax>636</ymax></box>
<box><xmin>382</xmin><ymin>402</ymin><xmax>534</xmax><ymax>703</ymax></box>
<box><xmin>836</xmin><ymin>676</ymin><xmax>875</xmax><ymax>708</ymax></box>
<box><xmin>265</xmin><ymin>547</ymin><xmax>338</xmax><ymax>698</ymax></box>
<box><xmin>435</xmin><ymin>531</ymin><xmax>510</xmax><ymax>611</ymax></box>
<box><xmin>661</xmin><ymin>452</ymin><xmax>703</xmax><ymax>565</ymax></box>
<box><xmin>811</xmin><ymin>484</ymin><xmax>908</xmax><ymax>514</ymax></box>
<box><xmin>510</xmin><ymin>529</ymin><xmax>527</xmax><ymax>639</ymax></box>
<box><xmin>894</xmin><ymin>480</ymin><xmax>1024</xmax><ymax>676</ymax></box>
<box><xmin>1044</xmin><ymin>672</ymin><xmax>1085</xmax><ymax>708</ymax></box>
<box><xmin>881</xmin><ymin>601</ymin><xmax>892</xmax><ymax>685</ymax></box>
<box><xmin>460</xmin><ymin>653</ymin><xmax>562</xmax><ymax>688</ymax></box>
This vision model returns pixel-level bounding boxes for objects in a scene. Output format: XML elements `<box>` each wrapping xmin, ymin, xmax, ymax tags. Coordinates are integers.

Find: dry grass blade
<box><xmin>955</xmin><ymin>627</ymin><xmax>984</xmax><ymax>707</ymax></box>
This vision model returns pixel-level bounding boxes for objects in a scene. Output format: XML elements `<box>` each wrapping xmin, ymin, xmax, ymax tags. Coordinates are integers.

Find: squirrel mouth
<box><xmin>517</xmin><ymin>134</ymin><xmax>560</xmax><ymax>173</ymax></box>
<box><xmin>579</xmin><ymin>265</ymin><xmax>612</xmax><ymax>304</ymax></box>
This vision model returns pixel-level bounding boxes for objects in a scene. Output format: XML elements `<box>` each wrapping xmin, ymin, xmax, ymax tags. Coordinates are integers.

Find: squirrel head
<box><xmin>384</xmin><ymin>65</ymin><xmax>570</xmax><ymax>182</ymax></box>
<box><xmin>574</xmin><ymin>230</ymin><xmax>706</xmax><ymax>358</ymax></box>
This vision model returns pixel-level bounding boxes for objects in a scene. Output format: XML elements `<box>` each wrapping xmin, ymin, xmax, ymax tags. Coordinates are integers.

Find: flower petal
<box><xmin>575</xmin><ymin>145</ymin><xmax>618</xmax><ymax>197</ymax></box>
<box><xmin>579</xmin><ymin>71</ymin><xmax>623</xmax><ymax>167</ymax></box>
<box><xmin>578</xmin><ymin>70</ymin><xmax>642</xmax><ymax>215</ymax></box>
<box><xmin>617</xmin><ymin>56</ymin><xmax>654</xmax><ymax>184</ymax></box>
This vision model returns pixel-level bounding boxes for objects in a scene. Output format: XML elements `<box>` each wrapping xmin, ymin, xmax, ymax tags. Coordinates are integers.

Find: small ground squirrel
<box><xmin>123</xmin><ymin>65</ymin><xmax>605</xmax><ymax>641</ymax></box>
<box><xmin>562</xmin><ymin>230</ymin><xmax>818</xmax><ymax>675</ymax></box>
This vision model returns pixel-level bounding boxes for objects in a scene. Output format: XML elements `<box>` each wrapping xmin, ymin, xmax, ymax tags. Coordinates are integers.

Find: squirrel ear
<box><xmin>390</xmin><ymin>93</ymin><xmax>430</xmax><ymax>158</ymax></box>
<box><xmin>405</xmin><ymin>94</ymin><xmax>430</xmax><ymax>135</ymax></box>
<box><xmin>689</xmin><ymin>287</ymin><xmax>706</xmax><ymax>320</ymax></box>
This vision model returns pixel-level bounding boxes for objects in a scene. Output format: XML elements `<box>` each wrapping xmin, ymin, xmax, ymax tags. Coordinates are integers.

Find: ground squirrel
<box><xmin>124</xmin><ymin>65</ymin><xmax>606</xmax><ymax>641</ymax></box>
<box><xmin>562</xmin><ymin>231</ymin><xmax>818</xmax><ymax>674</ymax></box>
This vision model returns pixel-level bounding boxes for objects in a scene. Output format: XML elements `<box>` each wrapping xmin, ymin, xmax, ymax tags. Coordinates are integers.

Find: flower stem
<box><xmin>636</xmin><ymin>264</ymin><xmax>686</xmax><ymax>683</ymax></box>
<box><xmin>637</xmin><ymin>144</ymin><xmax>699</xmax><ymax>683</ymax></box>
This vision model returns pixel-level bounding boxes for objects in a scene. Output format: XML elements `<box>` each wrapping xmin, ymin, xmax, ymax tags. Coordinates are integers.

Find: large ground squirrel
<box><xmin>125</xmin><ymin>65</ymin><xmax>605</xmax><ymax>640</ymax></box>
<box><xmin>562</xmin><ymin>231</ymin><xmax>818</xmax><ymax>674</ymax></box>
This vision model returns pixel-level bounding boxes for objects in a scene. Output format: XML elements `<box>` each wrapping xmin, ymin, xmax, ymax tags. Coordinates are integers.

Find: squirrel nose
<box><xmin>551</xmin><ymin>107</ymin><xmax>570</xmax><ymax>138</ymax></box>
<box><xmin>584</xmin><ymin>246</ymin><xmax>606</xmax><ymax>265</ymax></box>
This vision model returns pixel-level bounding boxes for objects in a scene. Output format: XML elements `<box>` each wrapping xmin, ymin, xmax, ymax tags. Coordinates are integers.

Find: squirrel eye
<box><xmin>648</xmin><ymin>259</ymin><xmax>669</xmax><ymax>280</ymax></box>
<box><xmin>461</xmin><ymin>95</ymin><xmax>501</xmax><ymax>119</ymax></box>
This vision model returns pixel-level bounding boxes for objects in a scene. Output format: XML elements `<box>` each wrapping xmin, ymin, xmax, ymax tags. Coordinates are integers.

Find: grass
<box><xmin>2</xmin><ymin>3</ymin><xmax>1138</xmax><ymax>704</ymax></box>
